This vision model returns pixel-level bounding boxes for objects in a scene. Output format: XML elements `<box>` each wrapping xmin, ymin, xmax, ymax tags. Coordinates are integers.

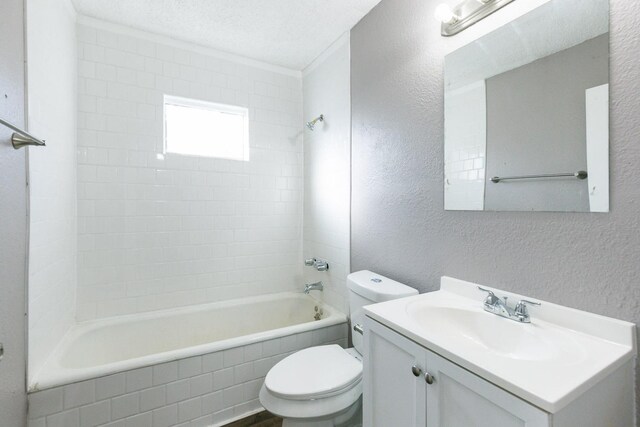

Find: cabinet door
<box><xmin>363</xmin><ymin>317</ymin><xmax>427</xmax><ymax>427</ymax></box>
<box><xmin>425</xmin><ymin>350</ymin><xmax>550</xmax><ymax>427</ymax></box>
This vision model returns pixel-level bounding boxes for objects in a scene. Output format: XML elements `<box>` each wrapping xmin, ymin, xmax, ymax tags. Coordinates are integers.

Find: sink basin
<box><xmin>405</xmin><ymin>304</ymin><xmax>583</xmax><ymax>363</ymax></box>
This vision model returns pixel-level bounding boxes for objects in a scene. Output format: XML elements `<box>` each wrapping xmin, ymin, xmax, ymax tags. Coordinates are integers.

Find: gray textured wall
<box><xmin>351</xmin><ymin>0</ymin><xmax>640</xmax><ymax>418</ymax></box>
<box><xmin>485</xmin><ymin>34</ymin><xmax>608</xmax><ymax>212</ymax></box>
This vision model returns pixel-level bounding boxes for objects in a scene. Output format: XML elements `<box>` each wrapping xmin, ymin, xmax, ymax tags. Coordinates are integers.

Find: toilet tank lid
<box><xmin>347</xmin><ymin>270</ymin><xmax>418</xmax><ymax>303</ymax></box>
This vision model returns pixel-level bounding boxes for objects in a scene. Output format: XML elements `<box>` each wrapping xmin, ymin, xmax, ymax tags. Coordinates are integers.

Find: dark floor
<box><xmin>224</xmin><ymin>411</ymin><xmax>283</xmax><ymax>427</ymax></box>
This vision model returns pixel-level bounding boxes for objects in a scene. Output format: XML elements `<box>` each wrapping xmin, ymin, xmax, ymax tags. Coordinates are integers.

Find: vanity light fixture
<box><xmin>434</xmin><ymin>4</ymin><xmax>459</xmax><ymax>24</ymax></box>
<box><xmin>435</xmin><ymin>0</ymin><xmax>515</xmax><ymax>36</ymax></box>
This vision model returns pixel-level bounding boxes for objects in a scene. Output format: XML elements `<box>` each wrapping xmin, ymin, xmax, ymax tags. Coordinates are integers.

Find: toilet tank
<box><xmin>348</xmin><ymin>270</ymin><xmax>418</xmax><ymax>354</ymax></box>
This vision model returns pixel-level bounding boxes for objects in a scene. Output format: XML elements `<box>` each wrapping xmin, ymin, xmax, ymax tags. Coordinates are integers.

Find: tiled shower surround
<box><xmin>28</xmin><ymin>324</ymin><xmax>347</xmax><ymax>427</ymax></box>
<box><xmin>75</xmin><ymin>21</ymin><xmax>304</xmax><ymax>320</ymax></box>
<box><xmin>302</xmin><ymin>35</ymin><xmax>351</xmax><ymax>314</ymax></box>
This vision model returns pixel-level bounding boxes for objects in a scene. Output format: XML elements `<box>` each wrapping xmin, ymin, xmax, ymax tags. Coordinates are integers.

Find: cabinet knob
<box><xmin>411</xmin><ymin>365</ymin><xmax>422</xmax><ymax>377</ymax></box>
<box><xmin>425</xmin><ymin>372</ymin><xmax>435</xmax><ymax>385</ymax></box>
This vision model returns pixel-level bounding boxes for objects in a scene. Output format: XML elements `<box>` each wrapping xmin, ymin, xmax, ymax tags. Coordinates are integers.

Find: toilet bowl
<box><xmin>259</xmin><ymin>345</ymin><xmax>363</xmax><ymax>426</ymax></box>
<box><xmin>259</xmin><ymin>271</ymin><xmax>418</xmax><ymax>426</ymax></box>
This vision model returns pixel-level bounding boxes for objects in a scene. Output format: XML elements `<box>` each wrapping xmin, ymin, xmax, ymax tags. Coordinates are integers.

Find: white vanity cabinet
<box><xmin>363</xmin><ymin>316</ymin><xmax>634</xmax><ymax>427</ymax></box>
<box><xmin>362</xmin><ymin>315</ymin><xmax>428</xmax><ymax>427</ymax></box>
<box><xmin>423</xmin><ymin>343</ymin><xmax>548</xmax><ymax>427</ymax></box>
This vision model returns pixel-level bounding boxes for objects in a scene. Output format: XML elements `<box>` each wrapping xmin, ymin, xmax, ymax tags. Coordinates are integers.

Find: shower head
<box><xmin>306</xmin><ymin>114</ymin><xmax>324</xmax><ymax>131</ymax></box>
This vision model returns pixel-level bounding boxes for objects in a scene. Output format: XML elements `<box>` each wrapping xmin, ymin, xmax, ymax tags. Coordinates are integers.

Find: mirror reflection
<box><xmin>444</xmin><ymin>0</ymin><xmax>610</xmax><ymax>212</ymax></box>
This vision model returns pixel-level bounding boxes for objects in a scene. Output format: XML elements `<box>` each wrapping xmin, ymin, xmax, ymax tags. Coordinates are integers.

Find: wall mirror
<box><xmin>444</xmin><ymin>0</ymin><xmax>609</xmax><ymax>212</ymax></box>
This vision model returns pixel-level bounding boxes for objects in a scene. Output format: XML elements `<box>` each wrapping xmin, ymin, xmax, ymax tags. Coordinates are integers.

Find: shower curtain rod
<box><xmin>0</xmin><ymin>116</ymin><xmax>46</xmax><ymax>149</ymax></box>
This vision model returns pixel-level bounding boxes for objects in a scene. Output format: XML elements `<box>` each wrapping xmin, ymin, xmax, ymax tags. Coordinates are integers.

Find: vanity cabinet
<box><xmin>423</xmin><ymin>345</ymin><xmax>548</xmax><ymax>427</ymax></box>
<box><xmin>362</xmin><ymin>316</ymin><xmax>428</xmax><ymax>427</ymax></box>
<box><xmin>363</xmin><ymin>316</ymin><xmax>633</xmax><ymax>427</ymax></box>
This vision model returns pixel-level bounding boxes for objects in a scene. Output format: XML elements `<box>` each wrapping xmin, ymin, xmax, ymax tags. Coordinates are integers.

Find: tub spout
<box><xmin>304</xmin><ymin>281</ymin><xmax>323</xmax><ymax>294</ymax></box>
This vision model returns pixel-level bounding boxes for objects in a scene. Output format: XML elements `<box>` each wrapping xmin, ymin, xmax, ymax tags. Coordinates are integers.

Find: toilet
<box><xmin>259</xmin><ymin>270</ymin><xmax>418</xmax><ymax>426</ymax></box>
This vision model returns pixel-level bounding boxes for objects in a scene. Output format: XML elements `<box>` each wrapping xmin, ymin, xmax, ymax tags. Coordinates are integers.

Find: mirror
<box><xmin>444</xmin><ymin>0</ymin><xmax>609</xmax><ymax>212</ymax></box>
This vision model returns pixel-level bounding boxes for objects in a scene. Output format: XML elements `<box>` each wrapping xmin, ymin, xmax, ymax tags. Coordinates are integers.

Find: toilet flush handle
<box><xmin>353</xmin><ymin>324</ymin><xmax>364</xmax><ymax>335</ymax></box>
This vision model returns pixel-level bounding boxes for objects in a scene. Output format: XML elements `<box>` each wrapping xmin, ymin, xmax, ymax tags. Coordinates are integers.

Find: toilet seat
<box><xmin>260</xmin><ymin>345</ymin><xmax>363</xmax><ymax>420</ymax></box>
<box><xmin>265</xmin><ymin>345</ymin><xmax>362</xmax><ymax>400</ymax></box>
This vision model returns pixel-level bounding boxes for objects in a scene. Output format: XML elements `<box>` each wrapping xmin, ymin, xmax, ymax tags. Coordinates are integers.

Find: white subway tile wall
<box><xmin>75</xmin><ymin>23</ymin><xmax>304</xmax><ymax>320</ymax></box>
<box><xmin>28</xmin><ymin>324</ymin><xmax>347</xmax><ymax>427</ymax></box>
<box><xmin>302</xmin><ymin>36</ymin><xmax>351</xmax><ymax>313</ymax></box>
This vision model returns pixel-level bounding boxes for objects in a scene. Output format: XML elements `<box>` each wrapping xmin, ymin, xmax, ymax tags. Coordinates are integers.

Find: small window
<box><xmin>164</xmin><ymin>95</ymin><xmax>249</xmax><ymax>161</ymax></box>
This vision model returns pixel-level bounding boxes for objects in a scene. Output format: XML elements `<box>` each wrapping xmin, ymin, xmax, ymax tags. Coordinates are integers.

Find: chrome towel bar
<box><xmin>491</xmin><ymin>171</ymin><xmax>588</xmax><ymax>184</ymax></box>
<box><xmin>0</xmin><ymin>117</ymin><xmax>46</xmax><ymax>149</ymax></box>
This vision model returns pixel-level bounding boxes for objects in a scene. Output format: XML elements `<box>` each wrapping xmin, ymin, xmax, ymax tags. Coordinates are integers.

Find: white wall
<box><xmin>27</xmin><ymin>0</ymin><xmax>78</xmax><ymax>381</ymax></box>
<box><xmin>585</xmin><ymin>84</ymin><xmax>609</xmax><ymax>213</ymax></box>
<box><xmin>75</xmin><ymin>19</ymin><xmax>304</xmax><ymax>320</ymax></box>
<box><xmin>444</xmin><ymin>81</ymin><xmax>486</xmax><ymax>211</ymax></box>
<box><xmin>302</xmin><ymin>34</ymin><xmax>351</xmax><ymax>312</ymax></box>
<box><xmin>0</xmin><ymin>0</ymin><xmax>28</xmax><ymax>422</ymax></box>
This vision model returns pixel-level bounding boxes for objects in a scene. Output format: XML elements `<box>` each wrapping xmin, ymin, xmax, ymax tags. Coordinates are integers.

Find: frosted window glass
<box><xmin>164</xmin><ymin>96</ymin><xmax>249</xmax><ymax>161</ymax></box>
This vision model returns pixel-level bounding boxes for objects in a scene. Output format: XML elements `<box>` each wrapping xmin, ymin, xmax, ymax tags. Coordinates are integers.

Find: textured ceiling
<box><xmin>71</xmin><ymin>0</ymin><xmax>382</xmax><ymax>70</ymax></box>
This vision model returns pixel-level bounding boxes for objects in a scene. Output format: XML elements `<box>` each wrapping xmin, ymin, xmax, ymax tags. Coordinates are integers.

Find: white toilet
<box><xmin>259</xmin><ymin>270</ymin><xmax>418</xmax><ymax>426</ymax></box>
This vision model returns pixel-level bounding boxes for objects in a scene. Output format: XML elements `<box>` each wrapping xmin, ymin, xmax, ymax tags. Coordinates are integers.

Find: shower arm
<box><xmin>306</xmin><ymin>114</ymin><xmax>324</xmax><ymax>130</ymax></box>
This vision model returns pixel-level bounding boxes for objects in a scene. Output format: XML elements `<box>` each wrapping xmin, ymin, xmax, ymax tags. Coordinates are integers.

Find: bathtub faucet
<box><xmin>304</xmin><ymin>281</ymin><xmax>324</xmax><ymax>294</ymax></box>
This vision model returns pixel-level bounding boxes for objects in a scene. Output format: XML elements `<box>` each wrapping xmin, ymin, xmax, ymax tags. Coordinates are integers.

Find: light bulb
<box><xmin>434</xmin><ymin>4</ymin><xmax>457</xmax><ymax>24</ymax></box>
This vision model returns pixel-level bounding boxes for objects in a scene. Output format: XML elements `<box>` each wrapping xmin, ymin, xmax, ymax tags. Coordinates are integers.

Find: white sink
<box><xmin>405</xmin><ymin>303</ymin><xmax>586</xmax><ymax>363</ymax></box>
<box><xmin>364</xmin><ymin>276</ymin><xmax>636</xmax><ymax>413</ymax></box>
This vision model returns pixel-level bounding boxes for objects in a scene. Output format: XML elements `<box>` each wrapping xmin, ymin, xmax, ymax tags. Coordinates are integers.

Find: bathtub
<box><xmin>32</xmin><ymin>292</ymin><xmax>347</xmax><ymax>392</ymax></box>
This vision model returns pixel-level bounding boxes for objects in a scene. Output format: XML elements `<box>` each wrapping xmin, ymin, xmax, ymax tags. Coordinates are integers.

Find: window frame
<box><xmin>163</xmin><ymin>94</ymin><xmax>250</xmax><ymax>161</ymax></box>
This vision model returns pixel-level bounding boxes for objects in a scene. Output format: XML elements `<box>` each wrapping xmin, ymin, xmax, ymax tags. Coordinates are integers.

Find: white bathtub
<box><xmin>31</xmin><ymin>292</ymin><xmax>347</xmax><ymax>391</ymax></box>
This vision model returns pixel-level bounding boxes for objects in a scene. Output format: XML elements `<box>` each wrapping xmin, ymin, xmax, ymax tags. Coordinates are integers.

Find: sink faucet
<box><xmin>478</xmin><ymin>287</ymin><xmax>540</xmax><ymax>323</ymax></box>
<box><xmin>304</xmin><ymin>281</ymin><xmax>324</xmax><ymax>294</ymax></box>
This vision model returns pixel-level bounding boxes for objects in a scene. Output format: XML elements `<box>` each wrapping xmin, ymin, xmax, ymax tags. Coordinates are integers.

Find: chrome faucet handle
<box><xmin>314</xmin><ymin>259</ymin><xmax>329</xmax><ymax>271</ymax></box>
<box><xmin>304</xmin><ymin>258</ymin><xmax>329</xmax><ymax>271</ymax></box>
<box><xmin>515</xmin><ymin>299</ymin><xmax>541</xmax><ymax>310</ymax></box>
<box><xmin>514</xmin><ymin>300</ymin><xmax>541</xmax><ymax>320</ymax></box>
<box><xmin>478</xmin><ymin>286</ymin><xmax>500</xmax><ymax>306</ymax></box>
